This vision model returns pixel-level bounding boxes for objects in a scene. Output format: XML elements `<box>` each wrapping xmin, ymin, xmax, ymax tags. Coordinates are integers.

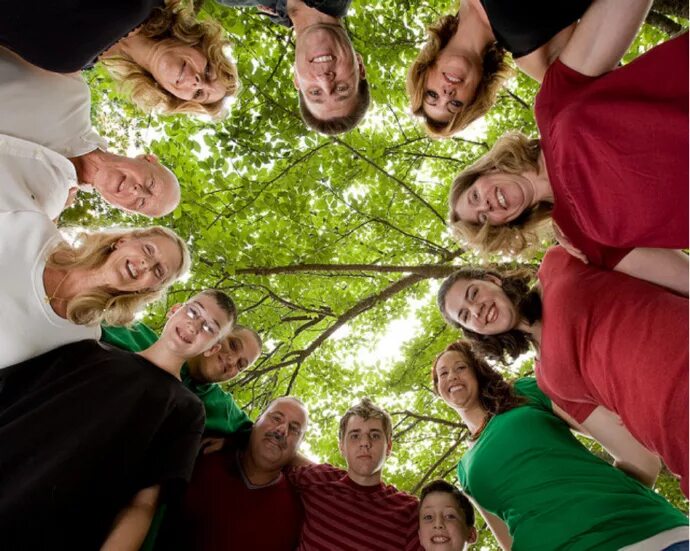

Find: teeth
<box><xmin>444</xmin><ymin>72</ymin><xmax>462</xmax><ymax>83</ymax></box>
<box><xmin>431</xmin><ymin>536</ymin><xmax>450</xmax><ymax>543</ymax></box>
<box><xmin>312</xmin><ymin>55</ymin><xmax>334</xmax><ymax>63</ymax></box>
<box><xmin>449</xmin><ymin>384</ymin><xmax>465</xmax><ymax>393</ymax></box>
<box><xmin>126</xmin><ymin>261</ymin><xmax>137</xmax><ymax>279</ymax></box>
<box><xmin>497</xmin><ymin>189</ymin><xmax>507</xmax><ymax>208</ymax></box>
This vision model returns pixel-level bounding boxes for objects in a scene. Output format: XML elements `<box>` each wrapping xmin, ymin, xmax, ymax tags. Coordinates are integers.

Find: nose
<box><xmin>433</xmin><ymin>516</ymin><xmax>444</xmax><ymax>529</ymax></box>
<box><xmin>316</xmin><ymin>70</ymin><xmax>335</xmax><ymax>82</ymax></box>
<box><xmin>132</xmin><ymin>182</ymin><xmax>152</xmax><ymax>198</ymax></box>
<box><xmin>442</xmin><ymin>86</ymin><xmax>456</xmax><ymax>97</ymax></box>
<box><xmin>469</xmin><ymin>302</ymin><xmax>483</xmax><ymax>320</ymax></box>
<box><xmin>359</xmin><ymin>435</ymin><xmax>372</xmax><ymax>448</ymax></box>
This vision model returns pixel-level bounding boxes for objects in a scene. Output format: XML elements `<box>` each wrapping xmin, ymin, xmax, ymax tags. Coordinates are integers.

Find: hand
<box><xmin>552</xmin><ymin>222</ymin><xmax>589</xmax><ymax>264</ymax></box>
<box><xmin>200</xmin><ymin>436</ymin><xmax>226</xmax><ymax>455</ymax></box>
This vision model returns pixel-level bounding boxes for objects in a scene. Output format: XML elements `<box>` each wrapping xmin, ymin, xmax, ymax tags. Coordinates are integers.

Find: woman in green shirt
<box><xmin>432</xmin><ymin>339</ymin><xmax>688</xmax><ymax>551</ymax></box>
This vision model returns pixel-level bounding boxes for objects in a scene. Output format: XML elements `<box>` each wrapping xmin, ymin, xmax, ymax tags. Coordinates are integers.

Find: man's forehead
<box><xmin>346</xmin><ymin>416</ymin><xmax>384</xmax><ymax>432</ymax></box>
<box><xmin>267</xmin><ymin>399</ymin><xmax>307</xmax><ymax>423</ymax></box>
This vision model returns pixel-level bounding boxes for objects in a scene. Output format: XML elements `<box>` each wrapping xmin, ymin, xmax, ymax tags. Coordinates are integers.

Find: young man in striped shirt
<box><xmin>287</xmin><ymin>397</ymin><xmax>422</xmax><ymax>550</ymax></box>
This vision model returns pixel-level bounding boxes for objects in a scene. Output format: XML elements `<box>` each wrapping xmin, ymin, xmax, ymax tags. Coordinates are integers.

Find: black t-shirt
<box><xmin>0</xmin><ymin>0</ymin><xmax>164</xmax><ymax>72</ymax></box>
<box><xmin>0</xmin><ymin>340</ymin><xmax>204</xmax><ymax>551</ymax></box>
<box><xmin>481</xmin><ymin>0</ymin><xmax>591</xmax><ymax>58</ymax></box>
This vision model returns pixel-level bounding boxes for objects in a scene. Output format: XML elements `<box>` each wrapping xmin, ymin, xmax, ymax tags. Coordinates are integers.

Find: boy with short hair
<box><xmin>287</xmin><ymin>397</ymin><xmax>422</xmax><ymax>550</ymax></box>
<box><xmin>418</xmin><ymin>480</ymin><xmax>477</xmax><ymax>551</ymax></box>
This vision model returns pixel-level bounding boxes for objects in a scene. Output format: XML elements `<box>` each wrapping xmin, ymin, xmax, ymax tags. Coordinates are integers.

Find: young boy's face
<box><xmin>419</xmin><ymin>492</ymin><xmax>477</xmax><ymax>551</ymax></box>
<box><xmin>339</xmin><ymin>416</ymin><xmax>391</xmax><ymax>478</ymax></box>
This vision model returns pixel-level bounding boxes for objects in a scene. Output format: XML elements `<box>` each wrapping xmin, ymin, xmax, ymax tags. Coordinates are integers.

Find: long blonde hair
<box><xmin>101</xmin><ymin>0</ymin><xmax>238</xmax><ymax>117</ymax></box>
<box><xmin>449</xmin><ymin>132</ymin><xmax>553</xmax><ymax>255</ymax></box>
<box><xmin>48</xmin><ymin>226</ymin><xmax>191</xmax><ymax>326</ymax></box>
<box><xmin>407</xmin><ymin>13</ymin><xmax>512</xmax><ymax>138</ymax></box>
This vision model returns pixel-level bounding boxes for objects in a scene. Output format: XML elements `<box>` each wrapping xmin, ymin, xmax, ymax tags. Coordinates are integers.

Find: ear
<box><xmin>385</xmin><ymin>437</ymin><xmax>393</xmax><ymax>457</ymax></box>
<box><xmin>166</xmin><ymin>303</ymin><xmax>183</xmax><ymax>318</ymax></box>
<box><xmin>338</xmin><ymin>438</ymin><xmax>345</xmax><ymax>457</ymax></box>
<box><xmin>204</xmin><ymin>342</ymin><xmax>221</xmax><ymax>357</ymax></box>
<box><xmin>136</xmin><ymin>153</ymin><xmax>159</xmax><ymax>164</ymax></box>
<box><xmin>292</xmin><ymin>72</ymin><xmax>300</xmax><ymax>91</ymax></box>
<box><xmin>355</xmin><ymin>52</ymin><xmax>366</xmax><ymax>80</ymax></box>
<box><xmin>467</xmin><ymin>526</ymin><xmax>478</xmax><ymax>545</ymax></box>
<box><xmin>485</xmin><ymin>274</ymin><xmax>502</xmax><ymax>287</ymax></box>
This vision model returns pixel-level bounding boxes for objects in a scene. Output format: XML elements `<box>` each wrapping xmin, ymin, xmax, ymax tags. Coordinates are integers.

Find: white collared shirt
<box><xmin>0</xmin><ymin>134</ymin><xmax>78</xmax><ymax>220</ymax></box>
<box><xmin>0</xmin><ymin>46</ymin><xmax>108</xmax><ymax>158</ymax></box>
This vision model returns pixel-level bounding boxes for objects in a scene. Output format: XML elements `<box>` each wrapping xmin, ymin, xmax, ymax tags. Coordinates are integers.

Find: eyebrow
<box><xmin>191</xmin><ymin>300</ymin><xmax>221</xmax><ymax>330</ymax></box>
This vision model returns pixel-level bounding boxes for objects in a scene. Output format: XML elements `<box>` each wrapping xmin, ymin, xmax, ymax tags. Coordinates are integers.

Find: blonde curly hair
<box><xmin>407</xmin><ymin>12</ymin><xmax>512</xmax><ymax>138</ymax></box>
<box><xmin>48</xmin><ymin>226</ymin><xmax>191</xmax><ymax>326</ymax></box>
<box><xmin>102</xmin><ymin>0</ymin><xmax>238</xmax><ymax>117</ymax></box>
<box><xmin>448</xmin><ymin>132</ymin><xmax>553</xmax><ymax>255</ymax></box>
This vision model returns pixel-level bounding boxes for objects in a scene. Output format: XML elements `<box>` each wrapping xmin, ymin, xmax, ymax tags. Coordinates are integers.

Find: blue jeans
<box><xmin>663</xmin><ymin>541</ymin><xmax>689</xmax><ymax>551</ymax></box>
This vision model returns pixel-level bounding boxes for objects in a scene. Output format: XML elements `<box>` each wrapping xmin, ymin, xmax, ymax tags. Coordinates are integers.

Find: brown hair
<box><xmin>232</xmin><ymin>324</ymin><xmax>263</xmax><ymax>357</ymax></box>
<box><xmin>298</xmin><ymin>77</ymin><xmax>370</xmax><ymax>135</ymax></box>
<box><xmin>198</xmin><ymin>289</ymin><xmax>237</xmax><ymax>329</ymax></box>
<box><xmin>449</xmin><ymin>133</ymin><xmax>553</xmax><ymax>254</ymax></box>
<box><xmin>419</xmin><ymin>479</ymin><xmax>475</xmax><ymax>527</ymax></box>
<box><xmin>431</xmin><ymin>339</ymin><xmax>526</xmax><ymax>415</ymax></box>
<box><xmin>407</xmin><ymin>13</ymin><xmax>511</xmax><ymax>138</ymax></box>
<box><xmin>48</xmin><ymin>226</ymin><xmax>190</xmax><ymax>326</ymax></box>
<box><xmin>102</xmin><ymin>0</ymin><xmax>238</xmax><ymax>117</ymax></box>
<box><xmin>339</xmin><ymin>397</ymin><xmax>393</xmax><ymax>442</ymax></box>
<box><xmin>436</xmin><ymin>267</ymin><xmax>541</xmax><ymax>362</ymax></box>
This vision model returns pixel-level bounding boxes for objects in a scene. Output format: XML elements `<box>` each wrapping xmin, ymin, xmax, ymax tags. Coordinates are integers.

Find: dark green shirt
<box><xmin>457</xmin><ymin>378</ymin><xmax>687</xmax><ymax>551</ymax></box>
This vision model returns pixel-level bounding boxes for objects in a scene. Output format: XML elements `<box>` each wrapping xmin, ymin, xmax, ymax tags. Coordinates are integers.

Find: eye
<box><xmin>229</xmin><ymin>340</ymin><xmax>238</xmax><ymax>351</ymax></box>
<box><xmin>202</xmin><ymin>322</ymin><xmax>216</xmax><ymax>335</ymax></box>
<box><xmin>336</xmin><ymin>84</ymin><xmax>348</xmax><ymax>93</ymax></box>
<box><xmin>478</xmin><ymin>212</ymin><xmax>488</xmax><ymax>224</ymax></box>
<box><xmin>138</xmin><ymin>198</ymin><xmax>146</xmax><ymax>210</ymax></box>
<box><xmin>155</xmin><ymin>266</ymin><xmax>164</xmax><ymax>279</ymax></box>
<box><xmin>439</xmin><ymin>370</ymin><xmax>448</xmax><ymax>378</ymax></box>
<box><xmin>470</xmin><ymin>286</ymin><xmax>478</xmax><ymax>300</ymax></box>
<box><xmin>239</xmin><ymin>358</ymin><xmax>248</xmax><ymax>370</ymax></box>
<box><xmin>288</xmin><ymin>424</ymin><xmax>301</xmax><ymax>436</ymax></box>
<box><xmin>460</xmin><ymin>309</ymin><xmax>469</xmax><ymax>324</ymax></box>
<box><xmin>309</xmin><ymin>89</ymin><xmax>321</xmax><ymax>97</ymax></box>
<box><xmin>270</xmin><ymin>413</ymin><xmax>281</xmax><ymax>423</ymax></box>
<box><xmin>471</xmin><ymin>189</ymin><xmax>479</xmax><ymax>203</ymax></box>
<box><xmin>450</xmin><ymin>99</ymin><xmax>463</xmax><ymax>108</ymax></box>
<box><xmin>371</xmin><ymin>433</ymin><xmax>381</xmax><ymax>440</ymax></box>
<box><xmin>187</xmin><ymin>306</ymin><xmax>199</xmax><ymax>319</ymax></box>
<box><xmin>422</xmin><ymin>514</ymin><xmax>433</xmax><ymax>521</ymax></box>
<box><xmin>144</xmin><ymin>244</ymin><xmax>154</xmax><ymax>255</ymax></box>
<box><xmin>425</xmin><ymin>90</ymin><xmax>438</xmax><ymax>100</ymax></box>
<box><xmin>204</xmin><ymin>63</ymin><xmax>211</xmax><ymax>80</ymax></box>
<box><xmin>350</xmin><ymin>433</ymin><xmax>359</xmax><ymax>440</ymax></box>
<box><xmin>193</xmin><ymin>89</ymin><xmax>203</xmax><ymax>100</ymax></box>
<box><xmin>445</xmin><ymin>512</ymin><xmax>458</xmax><ymax>520</ymax></box>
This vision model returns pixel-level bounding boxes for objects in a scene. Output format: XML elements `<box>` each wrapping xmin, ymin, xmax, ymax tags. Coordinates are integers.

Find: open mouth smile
<box><xmin>496</xmin><ymin>188</ymin><xmax>507</xmax><ymax>208</ymax></box>
<box><xmin>443</xmin><ymin>72</ymin><xmax>462</xmax><ymax>84</ymax></box>
<box><xmin>126</xmin><ymin>261</ymin><xmax>138</xmax><ymax>279</ymax></box>
<box><xmin>311</xmin><ymin>55</ymin><xmax>334</xmax><ymax>63</ymax></box>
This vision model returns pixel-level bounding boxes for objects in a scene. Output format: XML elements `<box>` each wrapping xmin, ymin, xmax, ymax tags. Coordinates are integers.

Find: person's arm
<box><xmin>100</xmin><ymin>485</ymin><xmax>161</xmax><ymax>551</ymax></box>
<box><xmin>559</xmin><ymin>0</ymin><xmax>653</xmax><ymax>76</ymax></box>
<box><xmin>553</xmin><ymin>404</ymin><xmax>661</xmax><ymax>487</ymax></box>
<box><xmin>469</xmin><ymin>498</ymin><xmax>512</xmax><ymax>550</ymax></box>
<box><xmin>614</xmin><ymin>248</ymin><xmax>689</xmax><ymax>297</ymax></box>
<box><xmin>515</xmin><ymin>23</ymin><xmax>577</xmax><ymax>82</ymax></box>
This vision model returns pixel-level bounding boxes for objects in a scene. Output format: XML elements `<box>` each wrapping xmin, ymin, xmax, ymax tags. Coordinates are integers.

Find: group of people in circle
<box><xmin>0</xmin><ymin>0</ymin><xmax>687</xmax><ymax>550</ymax></box>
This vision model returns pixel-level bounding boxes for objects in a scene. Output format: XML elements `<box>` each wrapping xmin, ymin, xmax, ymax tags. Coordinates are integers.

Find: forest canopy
<box><xmin>69</xmin><ymin>1</ymin><xmax>688</xmax><ymax>547</ymax></box>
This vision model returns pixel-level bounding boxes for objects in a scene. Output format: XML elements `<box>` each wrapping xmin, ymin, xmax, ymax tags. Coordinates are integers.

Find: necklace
<box><xmin>44</xmin><ymin>270</ymin><xmax>70</xmax><ymax>304</ymax></box>
<box><xmin>468</xmin><ymin>414</ymin><xmax>491</xmax><ymax>442</ymax></box>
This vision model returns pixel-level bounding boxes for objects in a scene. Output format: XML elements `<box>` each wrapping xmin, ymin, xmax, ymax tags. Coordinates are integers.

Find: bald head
<box><xmin>81</xmin><ymin>150</ymin><xmax>181</xmax><ymax>218</ymax></box>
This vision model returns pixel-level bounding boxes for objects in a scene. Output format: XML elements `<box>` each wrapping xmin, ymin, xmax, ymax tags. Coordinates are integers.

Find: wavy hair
<box><xmin>407</xmin><ymin>13</ymin><xmax>512</xmax><ymax>138</ymax></box>
<box><xmin>48</xmin><ymin>226</ymin><xmax>191</xmax><ymax>326</ymax></box>
<box><xmin>432</xmin><ymin>340</ymin><xmax>527</xmax><ymax>417</ymax></box>
<box><xmin>449</xmin><ymin>133</ymin><xmax>553</xmax><ymax>255</ymax></box>
<box><xmin>437</xmin><ymin>267</ymin><xmax>541</xmax><ymax>362</ymax></box>
<box><xmin>102</xmin><ymin>0</ymin><xmax>238</xmax><ymax>117</ymax></box>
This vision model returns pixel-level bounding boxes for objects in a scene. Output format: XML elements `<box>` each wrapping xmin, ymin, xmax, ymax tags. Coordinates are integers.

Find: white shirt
<box><xmin>0</xmin><ymin>134</ymin><xmax>78</xmax><ymax>220</ymax></box>
<box><xmin>0</xmin><ymin>211</ymin><xmax>100</xmax><ymax>370</ymax></box>
<box><xmin>0</xmin><ymin>46</ymin><xmax>108</xmax><ymax>158</ymax></box>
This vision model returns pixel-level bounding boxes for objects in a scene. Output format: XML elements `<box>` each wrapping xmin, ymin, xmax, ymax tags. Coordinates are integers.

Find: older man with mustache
<box><xmin>157</xmin><ymin>396</ymin><xmax>308</xmax><ymax>550</ymax></box>
<box><xmin>0</xmin><ymin>46</ymin><xmax>180</xmax><ymax>218</ymax></box>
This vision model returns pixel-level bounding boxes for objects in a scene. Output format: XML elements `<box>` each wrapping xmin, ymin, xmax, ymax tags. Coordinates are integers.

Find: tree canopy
<box><xmin>69</xmin><ymin>1</ymin><xmax>688</xmax><ymax>547</ymax></box>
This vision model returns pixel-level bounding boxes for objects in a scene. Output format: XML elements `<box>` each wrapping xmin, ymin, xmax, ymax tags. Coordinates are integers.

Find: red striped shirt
<box><xmin>286</xmin><ymin>464</ymin><xmax>422</xmax><ymax>551</ymax></box>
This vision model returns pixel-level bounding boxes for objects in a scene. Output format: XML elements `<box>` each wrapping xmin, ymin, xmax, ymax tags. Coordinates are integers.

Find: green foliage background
<box><xmin>65</xmin><ymin>2</ymin><xmax>688</xmax><ymax>547</ymax></box>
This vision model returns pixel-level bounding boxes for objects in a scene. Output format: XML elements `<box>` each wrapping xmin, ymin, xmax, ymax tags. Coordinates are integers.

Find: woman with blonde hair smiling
<box><xmin>0</xmin><ymin>0</ymin><xmax>238</xmax><ymax>117</ymax></box>
<box><xmin>407</xmin><ymin>0</ymin><xmax>590</xmax><ymax>137</ymax></box>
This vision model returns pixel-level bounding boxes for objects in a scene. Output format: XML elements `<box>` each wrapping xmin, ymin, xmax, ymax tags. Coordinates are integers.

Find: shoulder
<box><xmin>513</xmin><ymin>377</ymin><xmax>551</xmax><ymax>411</ymax></box>
<box><xmin>286</xmin><ymin>462</ymin><xmax>346</xmax><ymax>485</ymax></box>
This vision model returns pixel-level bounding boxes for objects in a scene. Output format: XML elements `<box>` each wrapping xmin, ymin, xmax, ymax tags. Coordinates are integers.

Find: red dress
<box><xmin>535</xmin><ymin>33</ymin><xmax>689</xmax><ymax>269</ymax></box>
<box><xmin>536</xmin><ymin>247</ymin><xmax>689</xmax><ymax>496</ymax></box>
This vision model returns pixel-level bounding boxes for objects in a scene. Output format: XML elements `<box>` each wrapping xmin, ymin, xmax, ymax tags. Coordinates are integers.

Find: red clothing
<box><xmin>286</xmin><ymin>463</ymin><xmax>422</xmax><ymax>551</ymax></box>
<box><xmin>536</xmin><ymin>247</ymin><xmax>689</xmax><ymax>496</ymax></box>
<box><xmin>535</xmin><ymin>33</ymin><xmax>689</xmax><ymax>269</ymax></box>
<box><xmin>160</xmin><ymin>447</ymin><xmax>303</xmax><ymax>550</ymax></box>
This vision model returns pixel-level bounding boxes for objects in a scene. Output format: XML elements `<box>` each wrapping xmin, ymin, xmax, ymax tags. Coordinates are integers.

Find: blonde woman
<box><xmin>407</xmin><ymin>0</ymin><xmax>589</xmax><ymax>137</ymax></box>
<box><xmin>0</xmin><ymin>0</ymin><xmax>238</xmax><ymax>117</ymax></box>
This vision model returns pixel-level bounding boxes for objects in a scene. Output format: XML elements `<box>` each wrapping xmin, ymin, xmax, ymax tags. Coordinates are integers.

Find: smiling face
<box><xmin>187</xmin><ymin>327</ymin><xmax>262</xmax><ymax>384</ymax></box>
<box><xmin>339</xmin><ymin>416</ymin><xmax>392</xmax><ymax>481</ymax></box>
<box><xmin>99</xmin><ymin>234</ymin><xmax>182</xmax><ymax>293</ymax></box>
<box><xmin>419</xmin><ymin>491</ymin><xmax>477</xmax><ymax>551</ymax></box>
<box><xmin>92</xmin><ymin>154</ymin><xmax>180</xmax><ymax>217</ymax></box>
<box><xmin>249</xmin><ymin>398</ymin><xmax>307</xmax><ymax>471</ymax></box>
<box><xmin>160</xmin><ymin>293</ymin><xmax>234</xmax><ymax>360</ymax></box>
<box><xmin>434</xmin><ymin>350</ymin><xmax>480</xmax><ymax>412</ymax></box>
<box><xmin>443</xmin><ymin>276</ymin><xmax>519</xmax><ymax>335</ymax></box>
<box><xmin>148</xmin><ymin>39</ymin><xmax>226</xmax><ymax>104</ymax></box>
<box><xmin>293</xmin><ymin>24</ymin><xmax>365</xmax><ymax>120</ymax></box>
<box><xmin>455</xmin><ymin>171</ymin><xmax>534</xmax><ymax>226</ymax></box>
<box><xmin>422</xmin><ymin>48</ymin><xmax>481</xmax><ymax>124</ymax></box>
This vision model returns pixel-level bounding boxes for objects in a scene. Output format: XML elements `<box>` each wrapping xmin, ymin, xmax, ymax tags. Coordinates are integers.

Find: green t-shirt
<box><xmin>457</xmin><ymin>378</ymin><xmax>687</xmax><ymax>551</ymax></box>
<box><xmin>100</xmin><ymin>323</ymin><xmax>252</xmax><ymax>434</ymax></box>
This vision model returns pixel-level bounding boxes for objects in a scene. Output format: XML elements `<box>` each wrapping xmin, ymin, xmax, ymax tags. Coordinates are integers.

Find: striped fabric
<box><xmin>287</xmin><ymin>464</ymin><xmax>422</xmax><ymax>551</ymax></box>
